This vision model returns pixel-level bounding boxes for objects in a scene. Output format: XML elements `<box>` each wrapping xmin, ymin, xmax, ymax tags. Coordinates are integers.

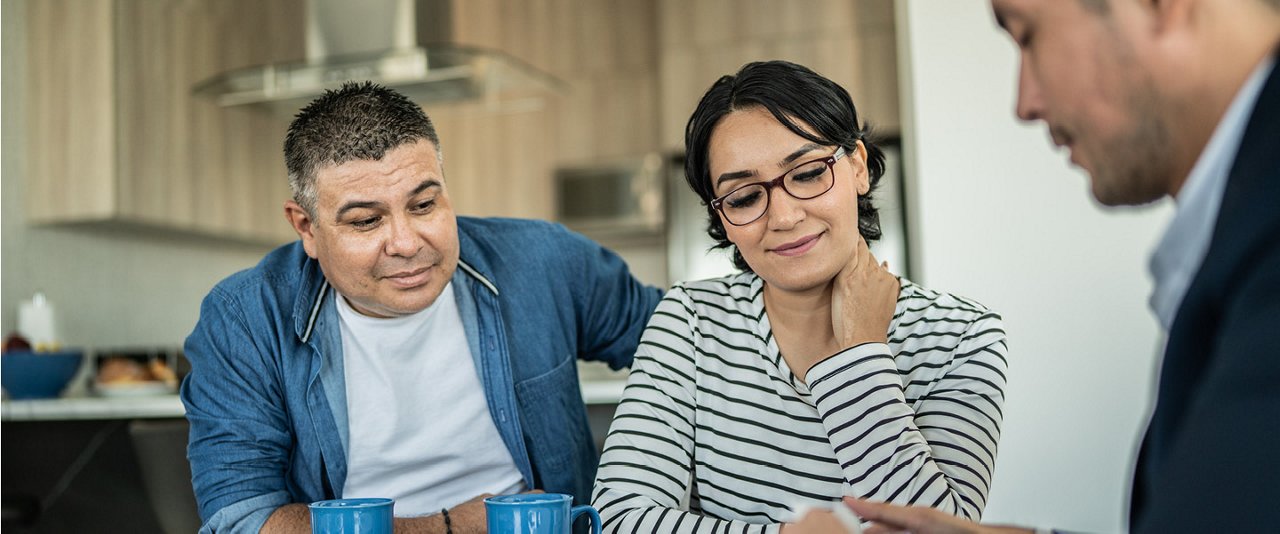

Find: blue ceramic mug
<box><xmin>309</xmin><ymin>498</ymin><xmax>394</xmax><ymax>534</ymax></box>
<box><xmin>484</xmin><ymin>493</ymin><xmax>601</xmax><ymax>534</ymax></box>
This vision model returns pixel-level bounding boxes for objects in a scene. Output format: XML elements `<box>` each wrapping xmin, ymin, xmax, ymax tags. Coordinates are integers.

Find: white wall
<box><xmin>2</xmin><ymin>0</ymin><xmax>278</xmax><ymax>348</ymax></box>
<box><xmin>898</xmin><ymin>2</ymin><xmax>1172</xmax><ymax>532</ymax></box>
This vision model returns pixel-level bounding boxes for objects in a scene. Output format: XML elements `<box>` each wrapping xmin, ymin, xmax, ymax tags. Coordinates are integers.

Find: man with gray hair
<box><xmin>181</xmin><ymin>82</ymin><xmax>663</xmax><ymax>533</ymax></box>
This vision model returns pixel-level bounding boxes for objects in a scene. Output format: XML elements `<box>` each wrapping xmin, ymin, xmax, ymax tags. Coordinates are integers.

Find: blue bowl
<box><xmin>2</xmin><ymin>350</ymin><xmax>84</xmax><ymax>399</ymax></box>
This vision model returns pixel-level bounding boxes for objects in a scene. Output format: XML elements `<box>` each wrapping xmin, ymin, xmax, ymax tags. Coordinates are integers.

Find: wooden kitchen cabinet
<box><xmin>420</xmin><ymin>0</ymin><xmax>899</xmax><ymax>219</ymax></box>
<box><xmin>25</xmin><ymin>0</ymin><xmax>305</xmax><ymax>244</ymax></box>
<box><xmin>23</xmin><ymin>0</ymin><xmax>898</xmax><ymax>234</ymax></box>
<box><xmin>426</xmin><ymin>0</ymin><xmax>663</xmax><ymax>221</ymax></box>
<box><xmin>657</xmin><ymin>0</ymin><xmax>901</xmax><ymax>151</ymax></box>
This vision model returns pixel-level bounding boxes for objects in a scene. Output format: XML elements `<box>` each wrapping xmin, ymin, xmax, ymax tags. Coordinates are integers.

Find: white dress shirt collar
<box><xmin>1148</xmin><ymin>55</ymin><xmax>1276</xmax><ymax>330</ymax></box>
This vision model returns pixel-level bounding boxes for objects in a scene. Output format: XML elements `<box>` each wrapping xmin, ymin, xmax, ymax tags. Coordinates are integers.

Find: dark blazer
<box><xmin>1130</xmin><ymin>58</ymin><xmax>1280</xmax><ymax>532</ymax></box>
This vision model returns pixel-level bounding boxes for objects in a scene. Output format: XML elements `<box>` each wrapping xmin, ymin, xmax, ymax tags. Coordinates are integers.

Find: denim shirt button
<box><xmin>499</xmin><ymin>409</ymin><xmax>508</xmax><ymax>422</ymax></box>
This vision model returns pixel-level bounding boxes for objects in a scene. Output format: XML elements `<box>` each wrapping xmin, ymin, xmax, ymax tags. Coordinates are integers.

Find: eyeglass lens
<box><xmin>720</xmin><ymin>159</ymin><xmax>834</xmax><ymax>225</ymax></box>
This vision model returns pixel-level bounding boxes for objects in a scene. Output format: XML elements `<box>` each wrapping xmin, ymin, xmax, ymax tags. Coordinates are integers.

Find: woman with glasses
<box><xmin>592</xmin><ymin>61</ymin><xmax>1008</xmax><ymax>533</ymax></box>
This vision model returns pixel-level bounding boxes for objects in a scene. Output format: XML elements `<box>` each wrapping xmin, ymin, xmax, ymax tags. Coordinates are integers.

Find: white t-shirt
<box><xmin>336</xmin><ymin>282</ymin><xmax>525</xmax><ymax>515</ymax></box>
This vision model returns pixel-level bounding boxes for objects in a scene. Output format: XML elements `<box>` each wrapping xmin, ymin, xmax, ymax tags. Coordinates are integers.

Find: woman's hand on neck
<box><xmin>831</xmin><ymin>236</ymin><xmax>900</xmax><ymax>348</ymax></box>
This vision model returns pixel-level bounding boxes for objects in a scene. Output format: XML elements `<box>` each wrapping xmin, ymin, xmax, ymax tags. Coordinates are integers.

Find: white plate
<box><xmin>93</xmin><ymin>381</ymin><xmax>175</xmax><ymax>398</ymax></box>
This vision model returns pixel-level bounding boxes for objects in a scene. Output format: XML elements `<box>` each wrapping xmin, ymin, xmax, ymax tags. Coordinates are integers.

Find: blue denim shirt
<box><xmin>181</xmin><ymin>217</ymin><xmax>662</xmax><ymax>533</ymax></box>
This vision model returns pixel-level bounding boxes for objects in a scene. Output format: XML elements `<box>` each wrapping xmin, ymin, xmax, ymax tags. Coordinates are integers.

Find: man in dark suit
<box><xmin>786</xmin><ymin>0</ymin><xmax>1280</xmax><ymax>533</ymax></box>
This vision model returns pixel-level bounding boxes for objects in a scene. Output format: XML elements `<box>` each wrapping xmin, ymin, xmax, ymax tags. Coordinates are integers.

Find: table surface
<box><xmin>1</xmin><ymin>379</ymin><xmax>627</xmax><ymax>421</ymax></box>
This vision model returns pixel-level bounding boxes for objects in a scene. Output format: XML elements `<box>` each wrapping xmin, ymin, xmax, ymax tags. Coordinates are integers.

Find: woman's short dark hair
<box><xmin>683</xmin><ymin>60</ymin><xmax>886</xmax><ymax>273</ymax></box>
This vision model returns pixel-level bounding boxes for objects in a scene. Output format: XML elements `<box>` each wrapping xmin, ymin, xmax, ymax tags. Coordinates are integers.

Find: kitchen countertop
<box><xmin>2</xmin><ymin>379</ymin><xmax>627</xmax><ymax>421</ymax></box>
<box><xmin>1</xmin><ymin>394</ymin><xmax>186</xmax><ymax>421</ymax></box>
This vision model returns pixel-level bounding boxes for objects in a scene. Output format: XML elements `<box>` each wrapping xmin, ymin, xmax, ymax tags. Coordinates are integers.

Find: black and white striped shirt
<box><xmin>592</xmin><ymin>273</ymin><xmax>1008</xmax><ymax>533</ymax></box>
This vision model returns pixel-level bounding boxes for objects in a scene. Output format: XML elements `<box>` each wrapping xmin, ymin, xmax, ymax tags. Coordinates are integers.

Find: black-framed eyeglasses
<box><xmin>710</xmin><ymin>146</ymin><xmax>848</xmax><ymax>226</ymax></box>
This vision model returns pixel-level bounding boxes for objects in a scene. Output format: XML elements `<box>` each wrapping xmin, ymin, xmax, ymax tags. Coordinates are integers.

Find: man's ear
<box><xmin>284</xmin><ymin>200</ymin><xmax>320</xmax><ymax>259</ymax></box>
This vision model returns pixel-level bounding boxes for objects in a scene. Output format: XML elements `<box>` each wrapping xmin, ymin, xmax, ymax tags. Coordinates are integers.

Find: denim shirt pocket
<box><xmin>512</xmin><ymin>355</ymin><xmax>586</xmax><ymax>479</ymax></box>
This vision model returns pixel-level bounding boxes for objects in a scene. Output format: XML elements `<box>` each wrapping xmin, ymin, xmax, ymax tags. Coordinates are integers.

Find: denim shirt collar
<box><xmin>293</xmin><ymin>255</ymin><xmax>330</xmax><ymax>342</ymax></box>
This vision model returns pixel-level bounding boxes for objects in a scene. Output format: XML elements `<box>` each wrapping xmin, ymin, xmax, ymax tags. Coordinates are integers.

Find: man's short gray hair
<box><xmin>284</xmin><ymin>82</ymin><xmax>443</xmax><ymax>214</ymax></box>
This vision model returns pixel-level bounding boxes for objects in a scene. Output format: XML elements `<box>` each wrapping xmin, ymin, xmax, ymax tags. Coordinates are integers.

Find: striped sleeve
<box><xmin>805</xmin><ymin>312</ymin><xmax>1008</xmax><ymax>520</ymax></box>
<box><xmin>592</xmin><ymin>288</ymin><xmax>777</xmax><ymax>534</ymax></box>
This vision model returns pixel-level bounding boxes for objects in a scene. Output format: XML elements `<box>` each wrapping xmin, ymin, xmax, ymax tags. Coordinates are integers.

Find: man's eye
<box><xmin>351</xmin><ymin>216</ymin><xmax>381</xmax><ymax>229</ymax></box>
<box><xmin>412</xmin><ymin>200</ymin><xmax>435</xmax><ymax>212</ymax></box>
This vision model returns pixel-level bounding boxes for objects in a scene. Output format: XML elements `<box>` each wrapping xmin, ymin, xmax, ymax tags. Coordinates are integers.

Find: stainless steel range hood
<box><xmin>193</xmin><ymin>0</ymin><xmax>562</xmax><ymax>110</ymax></box>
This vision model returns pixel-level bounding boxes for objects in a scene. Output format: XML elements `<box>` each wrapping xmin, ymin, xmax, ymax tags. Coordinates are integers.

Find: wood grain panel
<box><xmin>25</xmin><ymin>0</ymin><xmax>892</xmax><ymax>243</ymax></box>
<box><xmin>27</xmin><ymin>0</ymin><xmax>303</xmax><ymax>243</ymax></box>
<box><xmin>855</xmin><ymin>28</ymin><xmax>900</xmax><ymax>133</ymax></box>
<box><xmin>427</xmin><ymin>102</ymin><xmax>486</xmax><ymax>216</ymax></box>
<box><xmin>25</xmin><ymin>0</ymin><xmax>117</xmax><ymax>222</ymax></box>
<box><xmin>612</xmin><ymin>0</ymin><xmax>658</xmax><ymax>71</ymax></box>
<box><xmin>657</xmin><ymin>0</ymin><xmax>898</xmax><ymax>153</ymax></box>
<box><xmin>114</xmin><ymin>0</ymin><xmax>199</xmax><ymax>229</ymax></box>
<box><xmin>430</xmin><ymin>0</ymin><xmax>664</xmax><ymax>220</ymax></box>
<box><xmin>168</xmin><ymin>0</ymin><xmax>300</xmax><ymax>241</ymax></box>
<box><xmin>657</xmin><ymin>47</ymin><xmax>702</xmax><ymax>152</ymax></box>
<box><xmin>596</xmin><ymin>73</ymin><xmax>659</xmax><ymax>160</ymax></box>
<box><xmin>502</xmin><ymin>108</ymin><xmax>555</xmax><ymax>220</ymax></box>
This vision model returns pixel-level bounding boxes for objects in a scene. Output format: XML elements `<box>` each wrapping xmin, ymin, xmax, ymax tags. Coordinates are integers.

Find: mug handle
<box><xmin>570</xmin><ymin>505</ymin><xmax>602</xmax><ymax>534</ymax></box>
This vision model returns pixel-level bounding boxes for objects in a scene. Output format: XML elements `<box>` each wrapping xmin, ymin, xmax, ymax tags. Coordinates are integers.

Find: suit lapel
<box><xmin>1131</xmin><ymin>56</ymin><xmax>1280</xmax><ymax>527</ymax></box>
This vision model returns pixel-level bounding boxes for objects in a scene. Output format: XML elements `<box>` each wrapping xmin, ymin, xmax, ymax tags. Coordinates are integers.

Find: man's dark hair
<box><xmin>683</xmin><ymin>60</ymin><xmax>886</xmax><ymax>273</ymax></box>
<box><xmin>284</xmin><ymin>81</ymin><xmax>441</xmax><ymax>214</ymax></box>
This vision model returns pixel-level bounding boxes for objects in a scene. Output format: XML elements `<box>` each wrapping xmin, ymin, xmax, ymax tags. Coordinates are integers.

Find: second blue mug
<box><xmin>309</xmin><ymin>498</ymin><xmax>394</xmax><ymax>534</ymax></box>
<box><xmin>484</xmin><ymin>493</ymin><xmax>601</xmax><ymax>534</ymax></box>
